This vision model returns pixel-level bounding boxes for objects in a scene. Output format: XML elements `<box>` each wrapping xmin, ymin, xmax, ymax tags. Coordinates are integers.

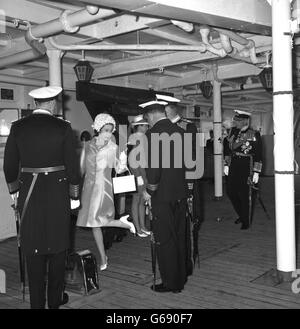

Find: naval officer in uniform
<box><xmin>223</xmin><ymin>110</ymin><xmax>263</xmax><ymax>230</ymax></box>
<box><xmin>3</xmin><ymin>86</ymin><xmax>80</xmax><ymax>309</ymax></box>
<box><xmin>141</xmin><ymin>96</ymin><xmax>189</xmax><ymax>293</ymax></box>
<box><xmin>165</xmin><ymin>102</ymin><xmax>202</xmax><ymax>274</ymax></box>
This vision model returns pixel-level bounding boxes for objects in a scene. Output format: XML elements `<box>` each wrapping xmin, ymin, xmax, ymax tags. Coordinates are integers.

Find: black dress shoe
<box><xmin>172</xmin><ymin>289</ymin><xmax>182</xmax><ymax>294</ymax></box>
<box><xmin>234</xmin><ymin>218</ymin><xmax>242</xmax><ymax>224</ymax></box>
<box><xmin>151</xmin><ymin>284</ymin><xmax>182</xmax><ymax>293</ymax></box>
<box><xmin>240</xmin><ymin>224</ymin><xmax>249</xmax><ymax>230</ymax></box>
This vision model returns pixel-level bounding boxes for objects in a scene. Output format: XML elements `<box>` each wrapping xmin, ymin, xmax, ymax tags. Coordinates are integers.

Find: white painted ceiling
<box><xmin>0</xmin><ymin>0</ymin><xmax>295</xmax><ymax>113</ymax></box>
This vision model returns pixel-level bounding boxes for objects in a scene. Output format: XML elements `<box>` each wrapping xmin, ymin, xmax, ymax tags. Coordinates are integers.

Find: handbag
<box><xmin>112</xmin><ymin>167</ymin><xmax>137</xmax><ymax>194</ymax></box>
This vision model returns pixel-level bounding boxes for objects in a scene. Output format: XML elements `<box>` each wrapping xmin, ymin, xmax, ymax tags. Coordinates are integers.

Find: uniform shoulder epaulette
<box><xmin>56</xmin><ymin>116</ymin><xmax>70</xmax><ymax>123</ymax></box>
<box><xmin>55</xmin><ymin>116</ymin><xmax>71</xmax><ymax>125</ymax></box>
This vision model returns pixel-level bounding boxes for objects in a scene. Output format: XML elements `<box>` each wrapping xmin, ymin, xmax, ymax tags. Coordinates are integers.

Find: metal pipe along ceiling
<box><xmin>48</xmin><ymin>37</ymin><xmax>207</xmax><ymax>52</ymax></box>
<box><xmin>170</xmin><ymin>21</ymin><xmax>258</xmax><ymax>64</ymax></box>
<box><xmin>0</xmin><ymin>6</ymin><xmax>115</xmax><ymax>69</ymax></box>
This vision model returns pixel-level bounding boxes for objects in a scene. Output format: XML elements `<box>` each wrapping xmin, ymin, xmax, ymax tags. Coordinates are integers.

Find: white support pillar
<box><xmin>272</xmin><ymin>0</ymin><xmax>296</xmax><ymax>275</ymax></box>
<box><xmin>213</xmin><ymin>80</ymin><xmax>223</xmax><ymax>199</ymax></box>
<box><xmin>47</xmin><ymin>48</ymin><xmax>63</xmax><ymax>117</ymax></box>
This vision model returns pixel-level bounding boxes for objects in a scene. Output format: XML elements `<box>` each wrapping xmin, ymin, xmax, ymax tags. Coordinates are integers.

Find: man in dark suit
<box><xmin>3</xmin><ymin>86</ymin><xmax>80</xmax><ymax>309</ymax></box>
<box><xmin>141</xmin><ymin>100</ymin><xmax>188</xmax><ymax>293</ymax></box>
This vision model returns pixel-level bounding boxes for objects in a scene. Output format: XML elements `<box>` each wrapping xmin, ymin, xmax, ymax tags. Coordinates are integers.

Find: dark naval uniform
<box><xmin>3</xmin><ymin>111</ymin><xmax>80</xmax><ymax>308</ymax></box>
<box><xmin>223</xmin><ymin>126</ymin><xmax>262</xmax><ymax>228</ymax></box>
<box><xmin>146</xmin><ymin>118</ymin><xmax>189</xmax><ymax>292</ymax></box>
<box><xmin>172</xmin><ymin>117</ymin><xmax>202</xmax><ymax>274</ymax></box>
<box><xmin>174</xmin><ymin>117</ymin><xmax>202</xmax><ymax>219</ymax></box>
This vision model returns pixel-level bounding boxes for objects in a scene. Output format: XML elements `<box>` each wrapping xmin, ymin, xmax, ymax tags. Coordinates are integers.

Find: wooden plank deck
<box><xmin>1</xmin><ymin>177</ymin><xmax>300</xmax><ymax>309</ymax></box>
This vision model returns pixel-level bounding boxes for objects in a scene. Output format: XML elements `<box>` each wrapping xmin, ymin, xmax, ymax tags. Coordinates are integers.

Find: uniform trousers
<box><xmin>191</xmin><ymin>179</ymin><xmax>203</xmax><ymax>222</ymax></box>
<box><xmin>152</xmin><ymin>198</ymin><xmax>188</xmax><ymax>290</ymax></box>
<box><xmin>25</xmin><ymin>250</ymin><xmax>66</xmax><ymax>309</ymax></box>
<box><xmin>226</xmin><ymin>157</ymin><xmax>256</xmax><ymax>226</ymax></box>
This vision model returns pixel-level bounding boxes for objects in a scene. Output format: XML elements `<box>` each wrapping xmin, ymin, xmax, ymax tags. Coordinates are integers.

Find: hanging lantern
<box><xmin>74</xmin><ymin>60</ymin><xmax>94</xmax><ymax>82</ymax></box>
<box><xmin>259</xmin><ymin>52</ymin><xmax>272</xmax><ymax>93</ymax></box>
<box><xmin>199</xmin><ymin>80</ymin><xmax>213</xmax><ymax>99</ymax></box>
<box><xmin>73</xmin><ymin>51</ymin><xmax>94</xmax><ymax>82</ymax></box>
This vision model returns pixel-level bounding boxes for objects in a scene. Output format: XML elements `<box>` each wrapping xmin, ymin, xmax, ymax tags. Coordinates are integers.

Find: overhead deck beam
<box><xmin>92</xmin><ymin>34</ymin><xmax>270</xmax><ymax>80</ymax></box>
<box><xmin>75</xmin><ymin>0</ymin><xmax>271</xmax><ymax>35</ymax></box>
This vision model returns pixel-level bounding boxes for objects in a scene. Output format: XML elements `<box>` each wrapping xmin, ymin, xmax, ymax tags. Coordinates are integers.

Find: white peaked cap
<box><xmin>139</xmin><ymin>94</ymin><xmax>180</xmax><ymax>108</ymax></box>
<box><xmin>139</xmin><ymin>100</ymin><xmax>168</xmax><ymax>108</ymax></box>
<box><xmin>29</xmin><ymin>86</ymin><xmax>62</xmax><ymax>99</ymax></box>
<box><xmin>234</xmin><ymin>109</ymin><xmax>251</xmax><ymax>116</ymax></box>
<box><xmin>155</xmin><ymin>94</ymin><xmax>181</xmax><ymax>103</ymax></box>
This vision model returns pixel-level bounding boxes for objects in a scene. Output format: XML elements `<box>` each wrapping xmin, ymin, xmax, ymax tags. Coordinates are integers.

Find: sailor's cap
<box><xmin>29</xmin><ymin>86</ymin><xmax>62</xmax><ymax>99</ymax></box>
<box><xmin>139</xmin><ymin>93</ymin><xmax>180</xmax><ymax>108</ymax></box>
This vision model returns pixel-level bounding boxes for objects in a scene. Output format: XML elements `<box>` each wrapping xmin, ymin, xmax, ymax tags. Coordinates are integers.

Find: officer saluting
<box><xmin>3</xmin><ymin>86</ymin><xmax>80</xmax><ymax>309</ymax></box>
<box><xmin>223</xmin><ymin>110</ymin><xmax>262</xmax><ymax>230</ymax></box>
<box><xmin>141</xmin><ymin>95</ymin><xmax>189</xmax><ymax>293</ymax></box>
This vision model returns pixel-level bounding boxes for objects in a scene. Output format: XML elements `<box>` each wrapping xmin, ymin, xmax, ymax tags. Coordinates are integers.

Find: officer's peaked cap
<box><xmin>139</xmin><ymin>94</ymin><xmax>180</xmax><ymax>109</ymax></box>
<box><xmin>29</xmin><ymin>86</ymin><xmax>62</xmax><ymax>99</ymax></box>
<box><xmin>234</xmin><ymin>109</ymin><xmax>251</xmax><ymax>119</ymax></box>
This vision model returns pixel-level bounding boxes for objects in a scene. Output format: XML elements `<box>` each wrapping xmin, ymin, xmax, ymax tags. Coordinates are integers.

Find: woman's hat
<box><xmin>131</xmin><ymin>114</ymin><xmax>149</xmax><ymax>126</ymax></box>
<box><xmin>92</xmin><ymin>113</ymin><xmax>116</xmax><ymax>132</ymax></box>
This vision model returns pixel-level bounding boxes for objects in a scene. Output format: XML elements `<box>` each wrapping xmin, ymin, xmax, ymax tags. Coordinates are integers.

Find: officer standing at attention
<box><xmin>223</xmin><ymin>110</ymin><xmax>263</xmax><ymax>230</ymax></box>
<box><xmin>140</xmin><ymin>96</ymin><xmax>189</xmax><ymax>293</ymax></box>
<box><xmin>3</xmin><ymin>86</ymin><xmax>80</xmax><ymax>309</ymax></box>
<box><xmin>165</xmin><ymin>102</ymin><xmax>202</xmax><ymax>274</ymax></box>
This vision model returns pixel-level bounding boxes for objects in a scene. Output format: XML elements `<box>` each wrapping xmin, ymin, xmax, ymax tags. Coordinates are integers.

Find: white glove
<box><xmin>252</xmin><ymin>172</ymin><xmax>259</xmax><ymax>184</ymax></box>
<box><xmin>137</xmin><ymin>176</ymin><xmax>144</xmax><ymax>186</ymax></box>
<box><xmin>224</xmin><ymin>166</ymin><xmax>229</xmax><ymax>176</ymax></box>
<box><xmin>119</xmin><ymin>151</ymin><xmax>127</xmax><ymax>166</ymax></box>
<box><xmin>70</xmin><ymin>199</ymin><xmax>80</xmax><ymax>210</ymax></box>
<box><xmin>11</xmin><ymin>192</ymin><xmax>19</xmax><ymax>202</ymax></box>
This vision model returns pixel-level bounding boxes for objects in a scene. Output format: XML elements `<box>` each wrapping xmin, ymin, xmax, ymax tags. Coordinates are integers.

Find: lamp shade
<box><xmin>73</xmin><ymin>59</ymin><xmax>94</xmax><ymax>82</ymax></box>
<box><xmin>199</xmin><ymin>80</ymin><xmax>213</xmax><ymax>99</ymax></box>
<box><xmin>259</xmin><ymin>67</ymin><xmax>272</xmax><ymax>93</ymax></box>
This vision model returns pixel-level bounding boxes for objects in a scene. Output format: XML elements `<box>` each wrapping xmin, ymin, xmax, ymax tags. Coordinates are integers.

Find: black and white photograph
<box><xmin>0</xmin><ymin>0</ymin><xmax>300</xmax><ymax>316</ymax></box>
